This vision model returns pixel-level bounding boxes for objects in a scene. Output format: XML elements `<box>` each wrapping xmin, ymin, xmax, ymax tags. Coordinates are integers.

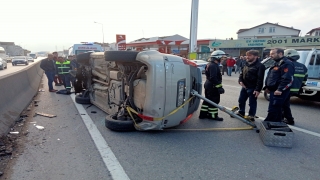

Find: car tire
<box><xmin>75</xmin><ymin>94</ymin><xmax>91</xmax><ymax>104</ymax></box>
<box><xmin>12</xmin><ymin>63</ymin><xmax>15</xmax><ymax>66</ymax></box>
<box><xmin>264</xmin><ymin>91</ymin><xmax>270</xmax><ymax>101</ymax></box>
<box><xmin>105</xmin><ymin>115</ymin><xmax>135</xmax><ymax>132</ymax></box>
<box><xmin>104</xmin><ymin>51</ymin><xmax>139</xmax><ymax>62</ymax></box>
<box><xmin>77</xmin><ymin>52</ymin><xmax>93</xmax><ymax>65</ymax></box>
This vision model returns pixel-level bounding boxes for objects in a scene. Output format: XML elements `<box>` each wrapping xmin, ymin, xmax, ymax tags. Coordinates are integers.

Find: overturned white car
<box><xmin>73</xmin><ymin>50</ymin><xmax>202</xmax><ymax>131</ymax></box>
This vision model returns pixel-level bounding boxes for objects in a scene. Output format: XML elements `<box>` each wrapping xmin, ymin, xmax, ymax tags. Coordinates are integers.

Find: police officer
<box><xmin>199</xmin><ymin>50</ymin><xmax>226</xmax><ymax>121</ymax></box>
<box><xmin>282</xmin><ymin>49</ymin><xmax>308</xmax><ymax>125</ymax></box>
<box><xmin>264</xmin><ymin>48</ymin><xmax>294</xmax><ymax>122</ymax></box>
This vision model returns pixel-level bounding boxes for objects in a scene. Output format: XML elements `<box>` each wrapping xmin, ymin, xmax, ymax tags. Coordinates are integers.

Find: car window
<box><xmin>307</xmin><ymin>53</ymin><xmax>320</xmax><ymax>79</ymax></box>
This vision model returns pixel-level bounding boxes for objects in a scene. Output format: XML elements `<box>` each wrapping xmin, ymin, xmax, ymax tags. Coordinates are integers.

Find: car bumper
<box><xmin>13</xmin><ymin>61</ymin><xmax>27</xmax><ymax>64</ymax></box>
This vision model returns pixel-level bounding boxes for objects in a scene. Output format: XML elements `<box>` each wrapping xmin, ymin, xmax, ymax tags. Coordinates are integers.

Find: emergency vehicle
<box><xmin>262</xmin><ymin>48</ymin><xmax>320</xmax><ymax>102</ymax></box>
<box><xmin>68</xmin><ymin>43</ymin><xmax>103</xmax><ymax>56</ymax></box>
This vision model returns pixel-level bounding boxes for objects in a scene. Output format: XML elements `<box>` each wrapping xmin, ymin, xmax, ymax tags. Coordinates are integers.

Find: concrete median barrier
<box><xmin>0</xmin><ymin>61</ymin><xmax>43</xmax><ymax>136</ymax></box>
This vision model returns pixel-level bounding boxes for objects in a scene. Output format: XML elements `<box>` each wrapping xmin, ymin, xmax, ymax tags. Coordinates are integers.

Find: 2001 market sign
<box><xmin>209</xmin><ymin>37</ymin><xmax>320</xmax><ymax>48</ymax></box>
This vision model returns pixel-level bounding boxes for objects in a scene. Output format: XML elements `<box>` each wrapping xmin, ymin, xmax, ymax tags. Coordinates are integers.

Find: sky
<box><xmin>1</xmin><ymin>0</ymin><xmax>319</xmax><ymax>52</ymax></box>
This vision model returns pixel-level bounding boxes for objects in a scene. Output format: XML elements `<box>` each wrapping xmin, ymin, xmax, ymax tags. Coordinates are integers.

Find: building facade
<box><xmin>306</xmin><ymin>27</ymin><xmax>320</xmax><ymax>36</ymax></box>
<box><xmin>237</xmin><ymin>22</ymin><xmax>300</xmax><ymax>39</ymax></box>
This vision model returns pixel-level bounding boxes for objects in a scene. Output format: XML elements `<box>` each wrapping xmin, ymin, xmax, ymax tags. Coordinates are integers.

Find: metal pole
<box><xmin>189</xmin><ymin>0</ymin><xmax>199</xmax><ymax>59</ymax></box>
<box><xmin>191</xmin><ymin>90</ymin><xmax>257</xmax><ymax>127</ymax></box>
<box><xmin>94</xmin><ymin>21</ymin><xmax>104</xmax><ymax>51</ymax></box>
<box><xmin>101</xmin><ymin>24</ymin><xmax>104</xmax><ymax>51</ymax></box>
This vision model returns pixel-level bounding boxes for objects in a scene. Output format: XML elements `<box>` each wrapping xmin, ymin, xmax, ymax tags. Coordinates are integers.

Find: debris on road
<box><xmin>86</xmin><ymin>104</ymin><xmax>93</xmax><ymax>109</ymax></box>
<box><xmin>91</xmin><ymin>111</ymin><xmax>97</xmax><ymax>114</ymax></box>
<box><xmin>35</xmin><ymin>125</ymin><xmax>44</xmax><ymax>130</ymax></box>
<box><xmin>9</xmin><ymin>132</ymin><xmax>19</xmax><ymax>135</ymax></box>
<box><xmin>35</xmin><ymin>112</ymin><xmax>57</xmax><ymax>118</ymax></box>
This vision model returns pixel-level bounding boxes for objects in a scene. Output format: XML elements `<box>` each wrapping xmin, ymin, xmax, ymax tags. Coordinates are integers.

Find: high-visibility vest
<box><xmin>56</xmin><ymin>61</ymin><xmax>71</xmax><ymax>75</ymax></box>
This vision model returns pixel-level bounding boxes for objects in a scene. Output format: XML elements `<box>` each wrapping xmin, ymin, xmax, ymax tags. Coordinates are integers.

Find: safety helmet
<box><xmin>284</xmin><ymin>49</ymin><xmax>300</xmax><ymax>61</ymax></box>
<box><xmin>210</xmin><ymin>50</ymin><xmax>228</xmax><ymax>62</ymax></box>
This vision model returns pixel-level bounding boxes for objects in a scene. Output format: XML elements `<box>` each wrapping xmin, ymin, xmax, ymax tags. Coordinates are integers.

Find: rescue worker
<box><xmin>199</xmin><ymin>50</ymin><xmax>226</xmax><ymax>121</ymax></box>
<box><xmin>282</xmin><ymin>49</ymin><xmax>308</xmax><ymax>125</ymax></box>
<box><xmin>263</xmin><ymin>48</ymin><xmax>294</xmax><ymax>122</ymax></box>
<box><xmin>237</xmin><ymin>50</ymin><xmax>266</xmax><ymax>121</ymax></box>
<box><xmin>55</xmin><ymin>56</ymin><xmax>72</xmax><ymax>94</ymax></box>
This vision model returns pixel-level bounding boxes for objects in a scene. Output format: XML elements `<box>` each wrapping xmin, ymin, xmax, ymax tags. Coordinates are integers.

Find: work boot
<box><xmin>283</xmin><ymin>118</ymin><xmax>295</xmax><ymax>125</ymax></box>
<box><xmin>246</xmin><ymin>115</ymin><xmax>255</xmax><ymax>122</ymax></box>
<box><xmin>209</xmin><ymin>114</ymin><xmax>223</xmax><ymax>121</ymax></box>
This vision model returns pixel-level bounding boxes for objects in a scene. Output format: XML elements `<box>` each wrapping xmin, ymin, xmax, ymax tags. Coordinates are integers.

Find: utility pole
<box><xmin>189</xmin><ymin>0</ymin><xmax>199</xmax><ymax>60</ymax></box>
<box><xmin>94</xmin><ymin>21</ymin><xmax>105</xmax><ymax>51</ymax></box>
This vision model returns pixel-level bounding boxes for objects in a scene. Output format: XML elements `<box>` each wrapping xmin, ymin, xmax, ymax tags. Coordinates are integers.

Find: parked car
<box><xmin>27</xmin><ymin>56</ymin><xmax>34</xmax><ymax>62</ymax></box>
<box><xmin>0</xmin><ymin>57</ymin><xmax>8</xmax><ymax>70</ymax></box>
<box><xmin>192</xmin><ymin>59</ymin><xmax>208</xmax><ymax>74</ymax></box>
<box><xmin>12</xmin><ymin>56</ymin><xmax>28</xmax><ymax>66</ymax></box>
<box><xmin>73</xmin><ymin>51</ymin><xmax>202</xmax><ymax>131</ymax></box>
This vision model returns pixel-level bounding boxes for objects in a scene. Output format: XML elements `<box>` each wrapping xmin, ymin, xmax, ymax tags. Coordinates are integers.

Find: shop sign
<box><xmin>209</xmin><ymin>37</ymin><xmax>320</xmax><ymax>48</ymax></box>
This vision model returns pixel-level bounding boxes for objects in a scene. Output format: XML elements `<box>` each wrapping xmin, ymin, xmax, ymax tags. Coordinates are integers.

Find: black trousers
<box><xmin>200</xmin><ymin>88</ymin><xmax>220</xmax><ymax>118</ymax></box>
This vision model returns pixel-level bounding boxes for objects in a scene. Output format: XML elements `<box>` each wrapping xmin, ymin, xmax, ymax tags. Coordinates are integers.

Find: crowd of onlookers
<box><xmin>219</xmin><ymin>56</ymin><xmax>248</xmax><ymax>76</ymax></box>
<box><xmin>40</xmin><ymin>52</ymin><xmax>79</xmax><ymax>93</ymax></box>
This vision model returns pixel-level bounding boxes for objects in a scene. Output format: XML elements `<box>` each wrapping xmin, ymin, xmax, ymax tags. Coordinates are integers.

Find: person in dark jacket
<box><xmin>40</xmin><ymin>53</ymin><xmax>57</xmax><ymax>92</ymax></box>
<box><xmin>199</xmin><ymin>50</ymin><xmax>226</xmax><ymax>121</ymax></box>
<box><xmin>281</xmin><ymin>49</ymin><xmax>308</xmax><ymax>125</ymax></box>
<box><xmin>264</xmin><ymin>48</ymin><xmax>294</xmax><ymax>122</ymax></box>
<box><xmin>237</xmin><ymin>50</ymin><xmax>266</xmax><ymax>121</ymax></box>
<box><xmin>234</xmin><ymin>56</ymin><xmax>243</xmax><ymax>74</ymax></box>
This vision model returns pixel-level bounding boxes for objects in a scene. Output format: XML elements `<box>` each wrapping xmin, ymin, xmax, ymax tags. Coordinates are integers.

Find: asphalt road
<box><xmin>5</xmin><ymin>73</ymin><xmax>320</xmax><ymax>180</ymax></box>
<box><xmin>0</xmin><ymin>57</ymin><xmax>44</xmax><ymax>77</ymax></box>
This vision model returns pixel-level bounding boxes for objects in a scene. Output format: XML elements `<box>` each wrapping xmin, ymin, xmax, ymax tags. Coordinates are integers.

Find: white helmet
<box><xmin>210</xmin><ymin>50</ymin><xmax>228</xmax><ymax>59</ymax></box>
<box><xmin>284</xmin><ymin>49</ymin><xmax>300</xmax><ymax>61</ymax></box>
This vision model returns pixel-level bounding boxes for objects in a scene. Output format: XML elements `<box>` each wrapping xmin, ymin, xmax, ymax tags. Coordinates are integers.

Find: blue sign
<box><xmin>172</xmin><ymin>50</ymin><xmax>180</xmax><ymax>54</ymax></box>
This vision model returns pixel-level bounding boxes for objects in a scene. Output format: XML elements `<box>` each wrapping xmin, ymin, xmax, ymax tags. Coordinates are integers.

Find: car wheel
<box><xmin>12</xmin><ymin>63</ymin><xmax>15</xmax><ymax>66</ymax></box>
<box><xmin>75</xmin><ymin>94</ymin><xmax>91</xmax><ymax>104</ymax></box>
<box><xmin>264</xmin><ymin>91</ymin><xmax>270</xmax><ymax>101</ymax></box>
<box><xmin>105</xmin><ymin>115</ymin><xmax>135</xmax><ymax>132</ymax></box>
<box><xmin>77</xmin><ymin>52</ymin><xmax>92</xmax><ymax>65</ymax></box>
<box><xmin>0</xmin><ymin>66</ymin><xmax>3</xmax><ymax>70</ymax></box>
<box><xmin>104</xmin><ymin>51</ymin><xmax>139</xmax><ymax>62</ymax></box>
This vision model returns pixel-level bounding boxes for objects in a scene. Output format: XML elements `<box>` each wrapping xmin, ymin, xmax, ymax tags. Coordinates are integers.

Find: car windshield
<box><xmin>75</xmin><ymin>50</ymin><xmax>100</xmax><ymax>55</ymax></box>
<box><xmin>13</xmin><ymin>56</ymin><xmax>25</xmax><ymax>59</ymax></box>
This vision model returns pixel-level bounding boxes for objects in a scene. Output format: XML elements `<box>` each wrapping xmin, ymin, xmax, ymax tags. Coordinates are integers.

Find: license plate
<box><xmin>176</xmin><ymin>79</ymin><xmax>186</xmax><ymax>107</ymax></box>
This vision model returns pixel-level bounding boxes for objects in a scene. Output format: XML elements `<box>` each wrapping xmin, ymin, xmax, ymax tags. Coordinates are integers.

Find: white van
<box><xmin>68</xmin><ymin>43</ymin><xmax>103</xmax><ymax>56</ymax></box>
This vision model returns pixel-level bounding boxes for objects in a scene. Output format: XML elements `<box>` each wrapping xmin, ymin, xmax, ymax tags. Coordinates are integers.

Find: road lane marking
<box><xmin>71</xmin><ymin>94</ymin><xmax>130</xmax><ymax>180</ymax></box>
<box><xmin>224</xmin><ymin>107</ymin><xmax>320</xmax><ymax>138</ymax></box>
